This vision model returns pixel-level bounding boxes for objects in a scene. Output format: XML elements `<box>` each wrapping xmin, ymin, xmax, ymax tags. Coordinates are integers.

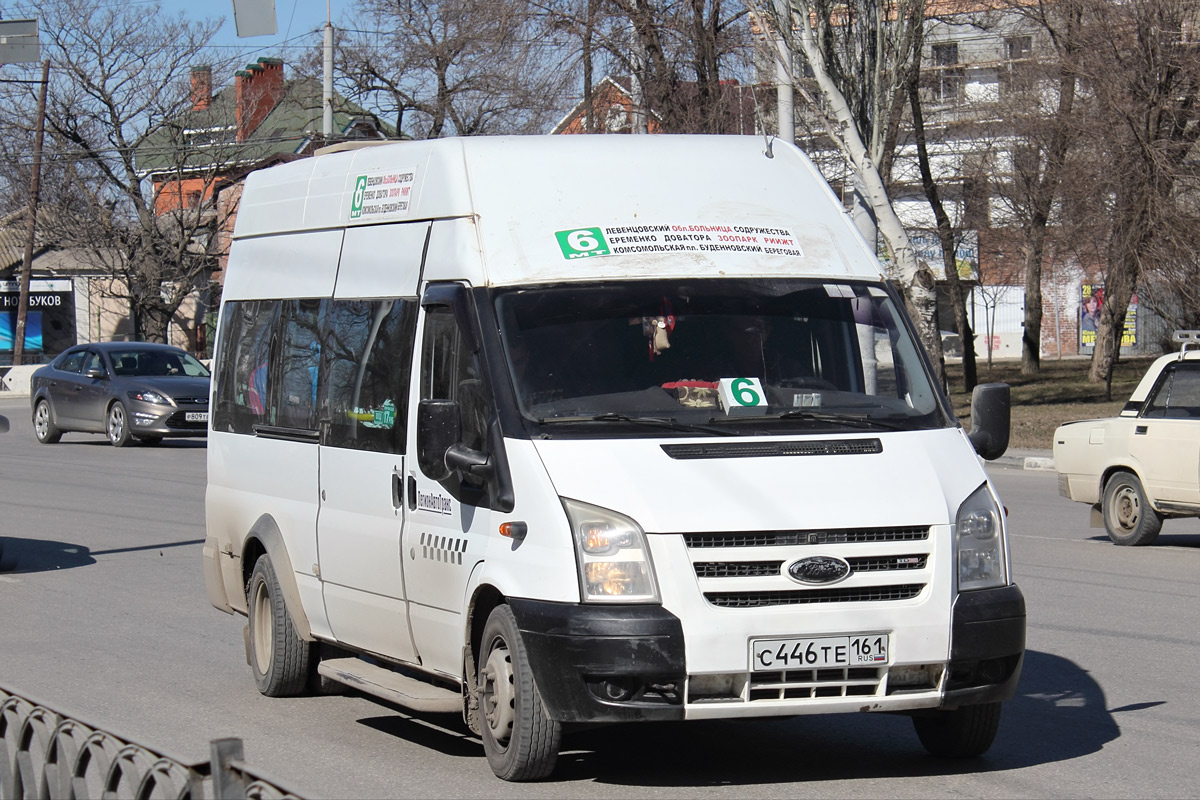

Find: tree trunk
<box><xmin>909</xmin><ymin>76</ymin><xmax>976</xmax><ymax>391</ymax></box>
<box><xmin>1088</xmin><ymin>192</ymin><xmax>1150</xmax><ymax>396</ymax></box>
<box><xmin>1020</xmin><ymin>240</ymin><xmax>1044</xmax><ymax>375</ymax></box>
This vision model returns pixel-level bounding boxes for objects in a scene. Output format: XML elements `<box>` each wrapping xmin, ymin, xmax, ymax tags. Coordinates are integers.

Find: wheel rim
<box><xmin>1110</xmin><ymin>484</ymin><xmax>1140</xmax><ymax>532</ymax></box>
<box><xmin>34</xmin><ymin>403</ymin><xmax>49</xmax><ymax>439</ymax></box>
<box><xmin>250</xmin><ymin>578</ymin><xmax>273</xmax><ymax>672</ymax></box>
<box><xmin>480</xmin><ymin>640</ymin><xmax>516</xmax><ymax>746</ymax></box>
<box><xmin>108</xmin><ymin>405</ymin><xmax>125</xmax><ymax>443</ymax></box>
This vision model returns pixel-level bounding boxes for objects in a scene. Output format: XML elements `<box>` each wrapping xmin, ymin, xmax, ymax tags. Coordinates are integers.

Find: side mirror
<box><xmin>967</xmin><ymin>382</ymin><xmax>1010</xmax><ymax>461</ymax></box>
<box><xmin>417</xmin><ymin>399</ymin><xmax>461</xmax><ymax>481</ymax></box>
<box><xmin>85</xmin><ymin>367</ymin><xmax>106</xmax><ymax>380</ymax></box>
<box><xmin>0</xmin><ymin>415</ymin><xmax>9</xmax><ymax>434</ymax></box>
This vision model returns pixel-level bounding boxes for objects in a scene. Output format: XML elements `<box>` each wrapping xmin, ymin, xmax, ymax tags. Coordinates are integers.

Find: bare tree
<box><xmin>334</xmin><ymin>0</ymin><xmax>575</xmax><ymax>138</ymax></box>
<box><xmin>0</xmin><ymin>0</ymin><xmax>235</xmax><ymax>345</ymax></box>
<box><xmin>759</xmin><ymin>0</ymin><xmax>942</xmax><ymax>365</ymax></box>
<box><xmin>1080</xmin><ymin>0</ymin><xmax>1200</xmax><ymax>394</ymax></box>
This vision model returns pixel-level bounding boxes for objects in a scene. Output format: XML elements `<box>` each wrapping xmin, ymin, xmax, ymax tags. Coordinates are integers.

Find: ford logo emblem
<box><xmin>788</xmin><ymin>555</ymin><xmax>851</xmax><ymax>585</ymax></box>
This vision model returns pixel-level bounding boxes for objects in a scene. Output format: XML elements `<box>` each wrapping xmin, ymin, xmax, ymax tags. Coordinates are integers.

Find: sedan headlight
<box><xmin>129</xmin><ymin>390</ymin><xmax>172</xmax><ymax>406</ymax></box>
<box><xmin>955</xmin><ymin>483</ymin><xmax>1009</xmax><ymax>592</ymax></box>
<box><xmin>562</xmin><ymin>498</ymin><xmax>659</xmax><ymax>603</ymax></box>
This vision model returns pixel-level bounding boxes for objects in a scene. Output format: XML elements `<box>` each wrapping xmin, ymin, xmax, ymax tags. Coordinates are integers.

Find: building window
<box><xmin>1003</xmin><ymin>36</ymin><xmax>1034</xmax><ymax>94</ymax></box>
<box><xmin>931</xmin><ymin>43</ymin><xmax>964</xmax><ymax>105</ymax></box>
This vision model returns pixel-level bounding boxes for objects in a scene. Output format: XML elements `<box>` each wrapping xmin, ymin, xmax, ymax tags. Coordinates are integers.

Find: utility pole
<box><xmin>772</xmin><ymin>0</ymin><xmax>794</xmax><ymax>143</ymax></box>
<box><xmin>13</xmin><ymin>59</ymin><xmax>49</xmax><ymax>367</ymax></box>
<box><xmin>322</xmin><ymin>1</ymin><xmax>334</xmax><ymax>139</ymax></box>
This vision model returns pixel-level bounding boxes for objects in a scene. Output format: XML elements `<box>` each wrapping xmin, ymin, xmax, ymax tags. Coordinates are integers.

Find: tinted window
<box><xmin>110</xmin><ymin>348</ymin><xmax>209</xmax><ymax>377</ymax></box>
<box><xmin>213</xmin><ymin>300</ymin><xmax>280</xmax><ymax>434</ymax></box>
<box><xmin>321</xmin><ymin>299</ymin><xmax>418</xmax><ymax>453</ymax></box>
<box><xmin>1143</xmin><ymin>364</ymin><xmax>1200</xmax><ymax>419</ymax></box>
<box><xmin>278</xmin><ymin>300</ymin><xmax>322</xmax><ymax>430</ymax></box>
<box><xmin>421</xmin><ymin>304</ymin><xmax>491</xmax><ymax>460</ymax></box>
<box><xmin>58</xmin><ymin>351</ymin><xmax>86</xmax><ymax>373</ymax></box>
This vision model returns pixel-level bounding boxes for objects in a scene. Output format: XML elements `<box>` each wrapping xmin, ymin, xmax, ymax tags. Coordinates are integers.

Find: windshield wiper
<box><xmin>538</xmin><ymin>412</ymin><xmax>737</xmax><ymax>436</ymax></box>
<box><xmin>771</xmin><ymin>409</ymin><xmax>910</xmax><ymax>431</ymax></box>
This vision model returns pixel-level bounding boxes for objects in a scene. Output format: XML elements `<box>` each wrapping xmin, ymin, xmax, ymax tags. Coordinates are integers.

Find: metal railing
<box><xmin>0</xmin><ymin>685</ymin><xmax>305</xmax><ymax>800</ymax></box>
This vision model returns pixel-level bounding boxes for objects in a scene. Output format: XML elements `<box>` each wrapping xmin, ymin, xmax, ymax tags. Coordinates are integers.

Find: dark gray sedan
<box><xmin>29</xmin><ymin>342</ymin><xmax>210</xmax><ymax>447</ymax></box>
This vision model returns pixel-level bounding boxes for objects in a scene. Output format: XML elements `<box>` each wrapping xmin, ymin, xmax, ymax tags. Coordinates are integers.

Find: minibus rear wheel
<box><xmin>912</xmin><ymin>701</ymin><xmax>1001</xmax><ymax>758</ymax></box>
<box><xmin>478</xmin><ymin>605</ymin><xmax>561</xmax><ymax>780</ymax></box>
<box><xmin>247</xmin><ymin>554</ymin><xmax>313</xmax><ymax>697</ymax></box>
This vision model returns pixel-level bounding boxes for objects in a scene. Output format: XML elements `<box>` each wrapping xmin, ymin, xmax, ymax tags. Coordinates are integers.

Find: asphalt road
<box><xmin>0</xmin><ymin>395</ymin><xmax>1197</xmax><ymax>799</ymax></box>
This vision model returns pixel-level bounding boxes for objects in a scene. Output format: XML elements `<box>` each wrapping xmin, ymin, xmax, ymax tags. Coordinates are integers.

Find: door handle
<box><xmin>1135</xmin><ymin>425</ymin><xmax>1148</xmax><ymax>435</ymax></box>
<box><xmin>392</xmin><ymin>473</ymin><xmax>403</xmax><ymax>509</ymax></box>
<box><xmin>407</xmin><ymin>475</ymin><xmax>417</xmax><ymax>511</ymax></box>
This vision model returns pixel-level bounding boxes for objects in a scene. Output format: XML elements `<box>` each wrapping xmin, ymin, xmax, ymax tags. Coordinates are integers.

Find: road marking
<box><xmin>0</xmin><ymin>575</ymin><xmax>22</xmax><ymax>583</ymax></box>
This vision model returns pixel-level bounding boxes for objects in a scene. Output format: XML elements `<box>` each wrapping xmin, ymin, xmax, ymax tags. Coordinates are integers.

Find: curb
<box><xmin>1022</xmin><ymin>456</ymin><xmax>1056</xmax><ymax>472</ymax></box>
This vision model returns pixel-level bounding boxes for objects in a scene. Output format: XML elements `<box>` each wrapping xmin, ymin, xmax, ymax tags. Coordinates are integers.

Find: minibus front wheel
<box><xmin>912</xmin><ymin>701</ymin><xmax>1002</xmax><ymax>758</ymax></box>
<box><xmin>247</xmin><ymin>554</ymin><xmax>313</xmax><ymax>697</ymax></box>
<box><xmin>478</xmin><ymin>605</ymin><xmax>561</xmax><ymax>781</ymax></box>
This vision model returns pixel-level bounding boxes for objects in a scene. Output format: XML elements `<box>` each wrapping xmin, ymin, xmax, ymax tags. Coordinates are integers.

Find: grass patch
<box><xmin>944</xmin><ymin>356</ymin><xmax>1157</xmax><ymax>451</ymax></box>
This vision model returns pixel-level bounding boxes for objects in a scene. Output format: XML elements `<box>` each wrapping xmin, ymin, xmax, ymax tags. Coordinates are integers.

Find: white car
<box><xmin>1054</xmin><ymin>331</ymin><xmax>1200</xmax><ymax>545</ymax></box>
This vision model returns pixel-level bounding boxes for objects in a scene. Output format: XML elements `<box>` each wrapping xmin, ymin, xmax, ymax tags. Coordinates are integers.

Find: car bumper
<box><xmin>507</xmin><ymin>598</ymin><xmax>686</xmax><ymax>724</ymax></box>
<box><xmin>507</xmin><ymin>586</ymin><xmax>1026</xmax><ymax>724</ymax></box>
<box><xmin>127</xmin><ymin>405</ymin><xmax>209</xmax><ymax>437</ymax></box>
<box><xmin>941</xmin><ymin>583</ymin><xmax>1026</xmax><ymax>707</ymax></box>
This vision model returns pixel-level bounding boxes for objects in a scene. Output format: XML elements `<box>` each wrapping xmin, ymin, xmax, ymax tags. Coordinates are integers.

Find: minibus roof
<box><xmin>231</xmin><ymin>135</ymin><xmax>888</xmax><ymax>286</ymax></box>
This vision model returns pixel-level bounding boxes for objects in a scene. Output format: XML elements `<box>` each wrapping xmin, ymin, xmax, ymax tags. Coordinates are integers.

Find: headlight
<box><xmin>562</xmin><ymin>498</ymin><xmax>659</xmax><ymax>603</ymax></box>
<box><xmin>129</xmin><ymin>390</ymin><xmax>172</xmax><ymax>405</ymax></box>
<box><xmin>955</xmin><ymin>483</ymin><xmax>1008</xmax><ymax>592</ymax></box>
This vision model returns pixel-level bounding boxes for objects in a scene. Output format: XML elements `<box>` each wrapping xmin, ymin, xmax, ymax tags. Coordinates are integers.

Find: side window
<box><xmin>81</xmin><ymin>351</ymin><xmax>103</xmax><ymax>374</ymax></box>
<box><xmin>213</xmin><ymin>300</ymin><xmax>280</xmax><ymax>434</ymax></box>
<box><xmin>420</xmin><ymin>305</ymin><xmax>491</xmax><ymax>466</ymax></box>
<box><xmin>58</xmin><ymin>351</ymin><xmax>86</xmax><ymax>373</ymax></box>
<box><xmin>322</xmin><ymin>298</ymin><xmax>418</xmax><ymax>453</ymax></box>
<box><xmin>278</xmin><ymin>300</ymin><xmax>322</xmax><ymax>430</ymax></box>
<box><xmin>1143</xmin><ymin>365</ymin><xmax>1200</xmax><ymax>419</ymax></box>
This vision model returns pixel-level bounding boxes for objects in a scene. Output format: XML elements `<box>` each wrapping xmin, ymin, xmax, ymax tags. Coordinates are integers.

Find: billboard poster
<box><xmin>1080</xmin><ymin>283</ymin><xmax>1137</xmax><ymax>348</ymax></box>
<box><xmin>0</xmin><ymin>279</ymin><xmax>76</xmax><ymax>358</ymax></box>
<box><xmin>907</xmin><ymin>229</ymin><xmax>979</xmax><ymax>280</ymax></box>
<box><xmin>0</xmin><ymin>311</ymin><xmax>42</xmax><ymax>351</ymax></box>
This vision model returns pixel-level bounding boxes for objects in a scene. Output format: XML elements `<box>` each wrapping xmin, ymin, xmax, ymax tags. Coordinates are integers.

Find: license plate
<box><xmin>751</xmin><ymin>634</ymin><xmax>889</xmax><ymax>670</ymax></box>
<box><xmin>185</xmin><ymin>412</ymin><xmax>209</xmax><ymax>422</ymax></box>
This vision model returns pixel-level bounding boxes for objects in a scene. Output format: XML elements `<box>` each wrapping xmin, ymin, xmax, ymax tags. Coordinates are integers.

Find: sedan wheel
<box><xmin>33</xmin><ymin>400</ymin><xmax>62</xmax><ymax>444</ymax></box>
<box><xmin>1102</xmin><ymin>471</ymin><xmax>1162</xmax><ymax>546</ymax></box>
<box><xmin>106</xmin><ymin>401</ymin><xmax>132</xmax><ymax>447</ymax></box>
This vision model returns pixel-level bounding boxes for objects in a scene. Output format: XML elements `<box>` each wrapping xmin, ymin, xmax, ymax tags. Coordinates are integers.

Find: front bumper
<box><xmin>508</xmin><ymin>584</ymin><xmax>1026</xmax><ymax>724</ymax></box>
<box><xmin>941</xmin><ymin>583</ymin><xmax>1026</xmax><ymax>708</ymax></box>
<box><xmin>508</xmin><ymin>598</ymin><xmax>686</xmax><ymax>724</ymax></box>
<box><xmin>127</xmin><ymin>402</ymin><xmax>209</xmax><ymax>437</ymax></box>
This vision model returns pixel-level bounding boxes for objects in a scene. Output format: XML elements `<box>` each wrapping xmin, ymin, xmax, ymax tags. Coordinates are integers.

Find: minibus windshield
<box><xmin>494</xmin><ymin>279</ymin><xmax>951</xmax><ymax>435</ymax></box>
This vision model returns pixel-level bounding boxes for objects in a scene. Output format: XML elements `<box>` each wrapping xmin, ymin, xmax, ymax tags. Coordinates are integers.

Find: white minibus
<box><xmin>203</xmin><ymin>134</ymin><xmax>1023</xmax><ymax>781</ymax></box>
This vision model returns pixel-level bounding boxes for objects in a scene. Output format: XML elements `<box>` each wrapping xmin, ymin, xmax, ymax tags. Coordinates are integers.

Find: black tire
<box><xmin>478</xmin><ymin>605</ymin><xmax>561</xmax><ymax>781</ymax></box>
<box><xmin>1102</xmin><ymin>471</ymin><xmax>1162</xmax><ymax>546</ymax></box>
<box><xmin>32</xmin><ymin>399</ymin><xmax>62</xmax><ymax>444</ymax></box>
<box><xmin>913</xmin><ymin>701</ymin><xmax>1002</xmax><ymax>758</ymax></box>
<box><xmin>106</xmin><ymin>401</ymin><xmax>132</xmax><ymax>447</ymax></box>
<box><xmin>246</xmin><ymin>555</ymin><xmax>313</xmax><ymax>697</ymax></box>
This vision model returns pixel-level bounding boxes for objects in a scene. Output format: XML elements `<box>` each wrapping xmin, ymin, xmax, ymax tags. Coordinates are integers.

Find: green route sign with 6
<box><xmin>718</xmin><ymin>377</ymin><xmax>767</xmax><ymax>415</ymax></box>
<box><xmin>556</xmin><ymin>227</ymin><xmax>610</xmax><ymax>259</ymax></box>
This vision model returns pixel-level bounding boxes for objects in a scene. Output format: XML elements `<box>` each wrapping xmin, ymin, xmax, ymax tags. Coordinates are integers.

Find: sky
<box><xmin>161</xmin><ymin>0</ymin><xmax>351</xmax><ymax>63</ymax></box>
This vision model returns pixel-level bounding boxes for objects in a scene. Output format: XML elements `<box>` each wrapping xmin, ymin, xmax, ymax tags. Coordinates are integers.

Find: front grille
<box><xmin>694</xmin><ymin>561</ymin><xmax>783</xmax><ymax>579</ymax></box>
<box><xmin>684</xmin><ymin>527</ymin><xmax>928</xmax><ymax>549</ymax></box>
<box><xmin>747</xmin><ymin>667</ymin><xmax>883</xmax><ymax>701</ymax></box>
<box><xmin>662</xmin><ymin>438</ymin><xmax>882</xmax><ymax>460</ymax></box>
<box><xmin>174</xmin><ymin>396</ymin><xmax>208</xmax><ymax>406</ymax></box>
<box><xmin>705</xmin><ymin>584</ymin><xmax>924</xmax><ymax>608</ymax></box>
<box><xmin>847</xmin><ymin>554</ymin><xmax>927</xmax><ymax>572</ymax></box>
